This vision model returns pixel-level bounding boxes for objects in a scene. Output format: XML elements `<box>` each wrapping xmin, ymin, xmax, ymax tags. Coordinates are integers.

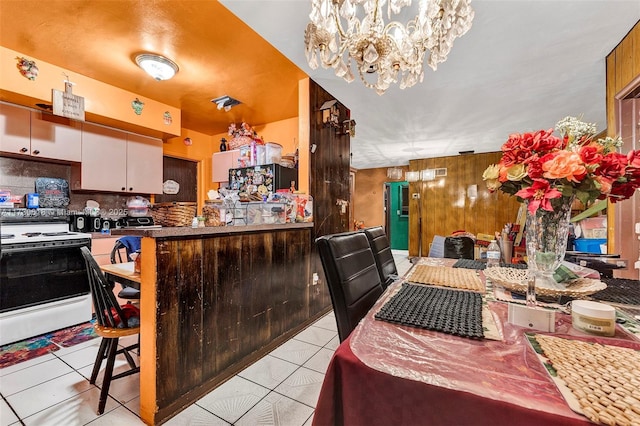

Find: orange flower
<box><xmin>541</xmin><ymin>151</ymin><xmax>586</xmax><ymax>183</ymax></box>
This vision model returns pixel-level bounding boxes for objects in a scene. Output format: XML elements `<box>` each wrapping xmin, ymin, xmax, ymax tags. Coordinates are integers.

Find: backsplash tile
<box><xmin>0</xmin><ymin>157</ymin><xmax>138</xmax><ymax>219</ymax></box>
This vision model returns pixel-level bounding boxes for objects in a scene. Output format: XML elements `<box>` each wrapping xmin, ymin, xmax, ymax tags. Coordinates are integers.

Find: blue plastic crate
<box><xmin>574</xmin><ymin>238</ymin><xmax>607</xmax><ymax>254</ymax></box>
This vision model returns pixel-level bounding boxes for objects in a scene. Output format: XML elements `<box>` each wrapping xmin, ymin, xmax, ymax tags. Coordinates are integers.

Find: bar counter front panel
<box><xmin>112</xmin><ymin>224</ymin><xmax>327</xmax><ymax>425</ymax></box>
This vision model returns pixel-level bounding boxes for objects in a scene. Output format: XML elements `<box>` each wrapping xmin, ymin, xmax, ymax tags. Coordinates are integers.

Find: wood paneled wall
<box><xmin>308</xmin><ymin>80</ymin><xmax>352</xmax><ymax>301</ymax></box>
<box><xmin>606</xmin><ymin>20</ymin><xmax>640</xmax><ymax>278</ymax></box>
<box><xmin>408</xmin><ymin>152</ymin><xmax>521</xmax><ymax>257</ymax></box>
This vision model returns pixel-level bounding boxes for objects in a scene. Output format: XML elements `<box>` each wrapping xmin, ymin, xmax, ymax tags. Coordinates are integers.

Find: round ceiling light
<box><xmin>135</xmin><ymin>53</ymin><xmax>179</xmax><ymax>81</ymax></box>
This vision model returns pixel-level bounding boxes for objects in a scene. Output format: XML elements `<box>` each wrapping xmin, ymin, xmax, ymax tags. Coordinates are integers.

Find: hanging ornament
<box><xmin>183</xmin><ymin>137</ymin><xmax>192</xmax><ymax>146</ymax></box>
<box><xmin>131</xmin><ymin>98</ymin><xmax>144</xmax><ymax>115</ymax></box>
<box><xmin>16</xmin><ymin>57</ymin><xmax>39</xmax><ymax>80</ymax></box>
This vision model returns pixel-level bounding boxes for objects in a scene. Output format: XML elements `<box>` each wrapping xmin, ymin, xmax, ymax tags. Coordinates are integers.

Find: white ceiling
<box><xmin>221</xmin><ymin>0</ymin><xmax>640</xmax><ymax>170</ymax></box>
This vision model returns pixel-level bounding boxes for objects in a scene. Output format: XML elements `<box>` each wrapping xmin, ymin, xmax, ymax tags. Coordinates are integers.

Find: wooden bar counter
<box><xmin>111</xmin><ymin>223</ymin><xmax>327</xmax><ymax>425</ymax></box>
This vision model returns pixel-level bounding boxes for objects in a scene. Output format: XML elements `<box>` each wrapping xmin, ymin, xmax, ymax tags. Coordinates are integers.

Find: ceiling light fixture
<box><xmin>212</xmin><ymin>95</ymin><xmax>242</xmax><ymax>112</ymax></box>
<box><xmin>135</xmin><ymin>53</ymin><xmax>179</xmax><ymax>81</ymax></box>
<box><xmin>304</xmin><ymin>0</ymin><xmax>474</xmax><ymax>95</ymax></box>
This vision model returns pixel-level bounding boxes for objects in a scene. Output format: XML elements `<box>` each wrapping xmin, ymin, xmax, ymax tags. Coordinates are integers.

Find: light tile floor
<box><xmin>0</xmin><ymin>250</ymin><xmax>411</xmax><ymax>426</ymax></box>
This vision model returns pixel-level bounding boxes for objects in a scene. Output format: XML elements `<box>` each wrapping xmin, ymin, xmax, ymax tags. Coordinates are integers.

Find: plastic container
<box><xmin>571</xmin><ymin>300</ymin><xmax>616</xmax><ymax>336</ymax></box>
<box><xmin>203</xmin><ymin>200</ymin><xmax>226</xmax><ymax>226</ymax></box>
<box><xmin>265</xmin><ymin>142</ymin><xmax>282</xmax><ymax>164</ymax></box>
<box><xmin>574</xmin><ymin>238</ymin><xmax>607</xmax><ymax>254</ymax></box>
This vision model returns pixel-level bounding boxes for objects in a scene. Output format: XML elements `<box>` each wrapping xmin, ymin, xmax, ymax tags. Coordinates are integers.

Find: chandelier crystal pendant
<box><xmin>304</xmin><ymin>0</ymin><xmax>474</xmax><ymax>95</ymax></box>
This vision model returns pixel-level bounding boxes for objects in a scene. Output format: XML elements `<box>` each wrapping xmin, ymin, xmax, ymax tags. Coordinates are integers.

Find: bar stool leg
<box><xmin>90</xmin><ymin>338</ymin><xmax>109</xmax><ymax>384</ymax></box>
<box><xmin>97</xmin><ymin>338</ymin><xmax>119</xmax><ymax>415</ymax></box>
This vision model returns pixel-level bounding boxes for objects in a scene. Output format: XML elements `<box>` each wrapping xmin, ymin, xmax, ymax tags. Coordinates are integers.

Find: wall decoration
<box><xmin>131</xmin><ymin>98</ymin><xmax>144</xmax><ymax>115</ymax></box>
<box><xmin>183</xmin><ymin>137</ymin><xmax>192</xmax><ymax>146</ymax></box>
<box><xmin>162</xmin><ymin>180</ymin><xmax>180</xmax><ymax>195</ymax></box>
<box><xmin>163</xmin><ymin>111</ymin><xmax>172</xmax><ymax>125</ymax></box>
<box><xmin>16</xmin><ymin>57</ymin><xmax>39</xmax><ymax>80</ymax></box>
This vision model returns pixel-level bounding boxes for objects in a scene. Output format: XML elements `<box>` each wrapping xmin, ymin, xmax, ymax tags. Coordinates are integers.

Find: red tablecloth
<box><xmin>313</xmin><ymin>263</ymin><xmax>639</xmax><ymax>426</ymax></box>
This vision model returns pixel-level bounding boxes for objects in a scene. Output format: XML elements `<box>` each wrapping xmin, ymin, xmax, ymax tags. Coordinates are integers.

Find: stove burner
<box><xmin>0</xmin><ymin>234</ymin><xmax>15</xmax><ymax>239</ymax></box>
<box><xmin>42</xmin><ymin>232</ymin><xmax>73</xmax><ymax>236</ymax></box>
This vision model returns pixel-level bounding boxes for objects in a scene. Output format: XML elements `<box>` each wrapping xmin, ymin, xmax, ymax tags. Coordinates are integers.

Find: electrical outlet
<box><xmin>312</xmin><ymin>273</ymin><xmax>319</xmax><ymax>286</ymax></box>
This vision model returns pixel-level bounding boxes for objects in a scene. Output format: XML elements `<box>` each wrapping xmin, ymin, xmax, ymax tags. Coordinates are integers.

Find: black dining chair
<box><xmin>443</xmin><ymin>236</ymin><xmax>475</xmax><ymax>259</ymax></box>
<box><xmin>316</xmin><ymin>231</ymin><xmax>385</xmax><ymax>342</ymax></box>
<box><xmin>80</xmin><ymin>246</ymin><xmax>140</xmax><ymax>415</ymax></box>
<box><xmin>110</xmin><ymin>237</ymin><xmax>141</xmax><ymax>300</ymax></box>
<box><xmin>362</xmin><ymin>226</ymin><xmax>398</xmax><ymax>289</ymax></box>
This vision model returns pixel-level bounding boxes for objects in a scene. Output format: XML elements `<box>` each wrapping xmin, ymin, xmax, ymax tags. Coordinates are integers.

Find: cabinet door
<box><xmin>30</xmin><ymin>111</ymin><xmax>82</xmax><ymax>161</ymax></box>
<box><xmin>0</xmin><ymin>103</ymin><xmax>31</xmax><ymax>155</ymax></box>
<box><xmin>126</xmin><ymin>133</ymin><xmax>163</xmax><ymax>194</ymax></box>
<box><xmin>212</xmin><ymin>149</ymin><xmax>240</xmax><ymax>182</ymax></box>
<box><xmin>80</xmin><ymin>123</ymin><xmax>127</xmax><ymax>191</ymax></box>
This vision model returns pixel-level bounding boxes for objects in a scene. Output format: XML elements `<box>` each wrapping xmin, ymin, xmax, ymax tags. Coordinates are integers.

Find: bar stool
<box><xmin>80</xmin><ymin>246</ymin><xmax>140</xmax><ymax>415</ymax></box>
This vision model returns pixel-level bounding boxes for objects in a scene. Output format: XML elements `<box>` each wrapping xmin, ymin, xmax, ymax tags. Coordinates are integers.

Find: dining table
<box><xmin>312</xmin><ymin>258</ymin><xmax>640</xmax><ymax>426</ymax></box>
<box><xmin>100</xmin><ymin>261</ymin><xmax>141</xmax><ymax>289</ymax></box>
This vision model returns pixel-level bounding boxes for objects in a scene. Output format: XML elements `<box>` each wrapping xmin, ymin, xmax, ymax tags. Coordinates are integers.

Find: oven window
<box><xmin>0</xmin><ymin>245</ymin><xmax>89</xmax><ymax>313</ymax></box>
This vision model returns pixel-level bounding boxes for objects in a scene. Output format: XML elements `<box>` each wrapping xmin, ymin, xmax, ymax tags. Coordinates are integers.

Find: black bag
<box><xmin>444</xmin><ymin>236</ymin><xmax>474</xmax><ymax>259</ymax></box>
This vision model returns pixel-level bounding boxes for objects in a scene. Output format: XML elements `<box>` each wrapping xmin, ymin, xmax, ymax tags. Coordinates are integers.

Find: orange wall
<box><xmin>353</xmin><ymin>167</ymin><xmax>408</xmax><ymax>230</ymax></box>
<box><xmin>0</xmin><ymin>47</ymin><xmax>181</xmax><ymax>137</ymax></box>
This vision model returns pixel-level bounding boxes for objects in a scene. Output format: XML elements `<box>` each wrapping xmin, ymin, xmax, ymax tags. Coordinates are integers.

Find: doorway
<box><xmin>384</xmin><ymin>181</ymin><xmax>409</xmax><ymax>250</ymax></box>
<box><xmin>154</xmin><ymin>156</ymin><xmax>198</xmax><ymax>203</ymax></box>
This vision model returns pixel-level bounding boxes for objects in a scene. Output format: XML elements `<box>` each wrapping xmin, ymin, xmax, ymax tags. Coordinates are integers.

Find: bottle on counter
<box><xmin>486</xmin><ymin>239</ymin><xmax>501</xmax><ymax>268</ymax></box>
<box><xmin>191</xmin><ymin>217</ymin><xmax>199</xmax><ymax>228</ymax></box>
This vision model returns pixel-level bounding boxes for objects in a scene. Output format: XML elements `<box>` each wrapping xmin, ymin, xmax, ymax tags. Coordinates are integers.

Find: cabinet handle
<box><xmin>129</xmin><ymin>187</ymin><xmax>133</xmax><ymax>191</ymax></box>
<box><xmin>20</xmin><ymin>147</ymin><xmax>28</xmax><ymax>153</ymax></box>
<box><xmin>121</xmin><ymin>187</ymin><xmax>126</xmax><ymax>191</ymax></box>
<box><xmin>33</xmin><ymin>150</ymin><xmax>40</xmax><ymax>155</ymax></box>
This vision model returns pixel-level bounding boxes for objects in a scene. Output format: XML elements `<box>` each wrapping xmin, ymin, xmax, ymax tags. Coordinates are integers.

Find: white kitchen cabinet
<box><xmin>76</xmin><ymin>123</ymin><xmax>128</xmax><ymax>192</ymax></box>
<box><xmin>0</xmin><ymin>102</ymin><xmax>81</xmax><ymax>162</ymax></box>
<box><xmin>126</xmin><ymin>133</ymin><xmax>163</xmax><ymax>194</ymax></box>
<box><xmin>30</xmin><ymin>111</ymin><xmax>82</xmax><ymax>161</ymax></box>
<box><xmin>73</xmin><ymin>123</ymin><xmax>162</xmax><ymax>193</ymax></box>
<box><xmin>212</xmin><ymin>149</ymin><xmax>240</xmax><ymax>182</ymax></box>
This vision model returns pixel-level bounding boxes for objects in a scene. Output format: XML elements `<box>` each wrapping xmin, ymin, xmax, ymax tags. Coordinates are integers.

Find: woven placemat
<box><xmin>531</xmin><ymin>334</ymin><xmax>640</xmax><ymax>425</ymax></box>
<box><xmin>407</xmin><ymin>264</ymin><xmax>484</xmax><ymax>292</ymax></box>
<box><xmin>484</xmin><ymin>267</ymin><xmax>606</xmax><ymax>298</ymax></box>
<box><xmin>374</xmin><ymin>283</ymin><xmax>484</xmax><ymax>339</ymax></box>
<box><xmin>594</xmin><ymin>278</ymin><xmax>640</xmax><ymax>306</ymax></box>
<box><xmin>452</xmin><ymin>258</ymin><xmax>528</xmax><ymax>271</ymax></box>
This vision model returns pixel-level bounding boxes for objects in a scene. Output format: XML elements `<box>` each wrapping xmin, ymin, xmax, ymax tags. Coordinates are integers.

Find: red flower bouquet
<box><xmin>483</xmin><ymin>116</ymin><xmax>640</xmax><ymax>213</ymax></box>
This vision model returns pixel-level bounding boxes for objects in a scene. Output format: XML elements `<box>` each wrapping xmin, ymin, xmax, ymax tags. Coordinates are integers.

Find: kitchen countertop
<box><xmin>110</xmin><ymin>222</ymin><xmax>313</xmax><ymax>238</ymax></box>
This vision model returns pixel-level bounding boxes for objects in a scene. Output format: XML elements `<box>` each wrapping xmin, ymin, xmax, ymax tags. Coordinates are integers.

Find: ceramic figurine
<box><xmin>220</xmin><ymin>138</ymin><xmax>227</xmax><ymax>151</ymax></box>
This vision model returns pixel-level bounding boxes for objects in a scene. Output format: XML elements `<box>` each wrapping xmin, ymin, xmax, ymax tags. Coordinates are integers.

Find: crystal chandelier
<box><xmin>304</xmin><ymin>0</ymin><xmax>474</xmax><ymax>95</ymax></box>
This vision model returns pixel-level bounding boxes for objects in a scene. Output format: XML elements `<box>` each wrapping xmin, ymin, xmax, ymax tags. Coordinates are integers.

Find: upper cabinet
<box><xmin>212</xmin><ymin>150</ymin><xmax>241</xmax><ymax>182</ymax></box>
<box><xmin>0</xmin><ymin>103</ymin><xmax>81</xmax><ymax>162</ymax></box>
<box><xmin>73</xmin><ymin>123</ymin><xmax>163</xmax><ymax>194</ymax></box>
<box><xmin>126</xmin><ymin>133</ymin><xmax>163</xmax><ymax>194</ymax></box>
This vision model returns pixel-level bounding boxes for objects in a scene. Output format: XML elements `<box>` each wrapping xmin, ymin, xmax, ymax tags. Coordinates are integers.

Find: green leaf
<box><xmin>571</xmin><ymin>199</ymin><xmax>607</xmax><ymax>222</ymax></box>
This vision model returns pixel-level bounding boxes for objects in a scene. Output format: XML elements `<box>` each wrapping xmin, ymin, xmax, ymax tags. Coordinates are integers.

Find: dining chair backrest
<box><xmin>443</xmin><ymin>236</ymin><xmax>475</xmax><ymax>259</ymax></box>
<box><xmin>316</xmin><ymin>231</ymin><xmax>384</xmax><ymax>342</ymax></box>
<box><xmin>110</xmin><ymin>236</ymin><xmax>141</xmax><ymax>264</ymax></box>
<box><xmin>80</xmin><ymin>246</ymin><xmax>133</xmax><ymax>329</ymax></box>
<box><xmin>362</xmin><ymin>226</ymin><xmax>398</xmax><ymax>289</ymax></box>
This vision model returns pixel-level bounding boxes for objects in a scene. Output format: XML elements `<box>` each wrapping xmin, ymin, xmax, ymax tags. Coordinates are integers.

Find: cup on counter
<box><xmin>501</xmin><ymin>240</ymin><xmax>513</xmax><ymax>264</ymax></box>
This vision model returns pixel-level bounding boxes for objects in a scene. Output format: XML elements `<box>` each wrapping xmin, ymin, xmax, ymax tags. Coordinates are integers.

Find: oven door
<box><xmin>0</xmin><ymin>238</ymin><xmax>91</xmax><ymax>313</ymax></box>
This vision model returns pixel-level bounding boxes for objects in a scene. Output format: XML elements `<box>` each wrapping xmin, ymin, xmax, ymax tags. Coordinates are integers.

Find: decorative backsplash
<box><xmin>0</xmin><ymin>157</ymin><xmax>132</xmax><ymax>219</ymax></box>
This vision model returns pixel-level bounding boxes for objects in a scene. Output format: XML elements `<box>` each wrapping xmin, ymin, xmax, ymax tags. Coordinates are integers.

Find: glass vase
<box><xmin>524</xmin><ymin>196</ymin><xmax>574</xmax><ymax>306</ymax></box>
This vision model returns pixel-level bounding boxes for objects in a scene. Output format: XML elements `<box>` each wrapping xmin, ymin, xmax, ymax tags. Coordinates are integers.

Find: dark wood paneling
<box><xmin>154</xmin><ymin>156</ymin><xmax>197</xmax><ymax>203</ymax></box>
<box><xmin>153</xmin><ymin>228</ymin><xmax>321</xmax><ymax>417</ymax></box>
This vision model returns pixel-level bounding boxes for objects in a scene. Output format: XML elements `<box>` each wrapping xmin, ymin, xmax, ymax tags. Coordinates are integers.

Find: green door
<box><xmin>386</xmin><ymin>182</ymin><xmax>409</xmax><ymax>250</ymax></box>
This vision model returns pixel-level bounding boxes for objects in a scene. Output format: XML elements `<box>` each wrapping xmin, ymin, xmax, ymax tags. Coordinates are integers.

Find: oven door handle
<box><xmin>1</xmin><ymin>239</ymin><xmax>91</xmax><ymax>254</ymax></box>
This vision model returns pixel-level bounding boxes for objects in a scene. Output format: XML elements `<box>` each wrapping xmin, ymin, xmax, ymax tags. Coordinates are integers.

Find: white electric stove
<box><xmin>0</xmin><ymin>210</ymin><xmax>93</xmax><ymax>346</ymax></box>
